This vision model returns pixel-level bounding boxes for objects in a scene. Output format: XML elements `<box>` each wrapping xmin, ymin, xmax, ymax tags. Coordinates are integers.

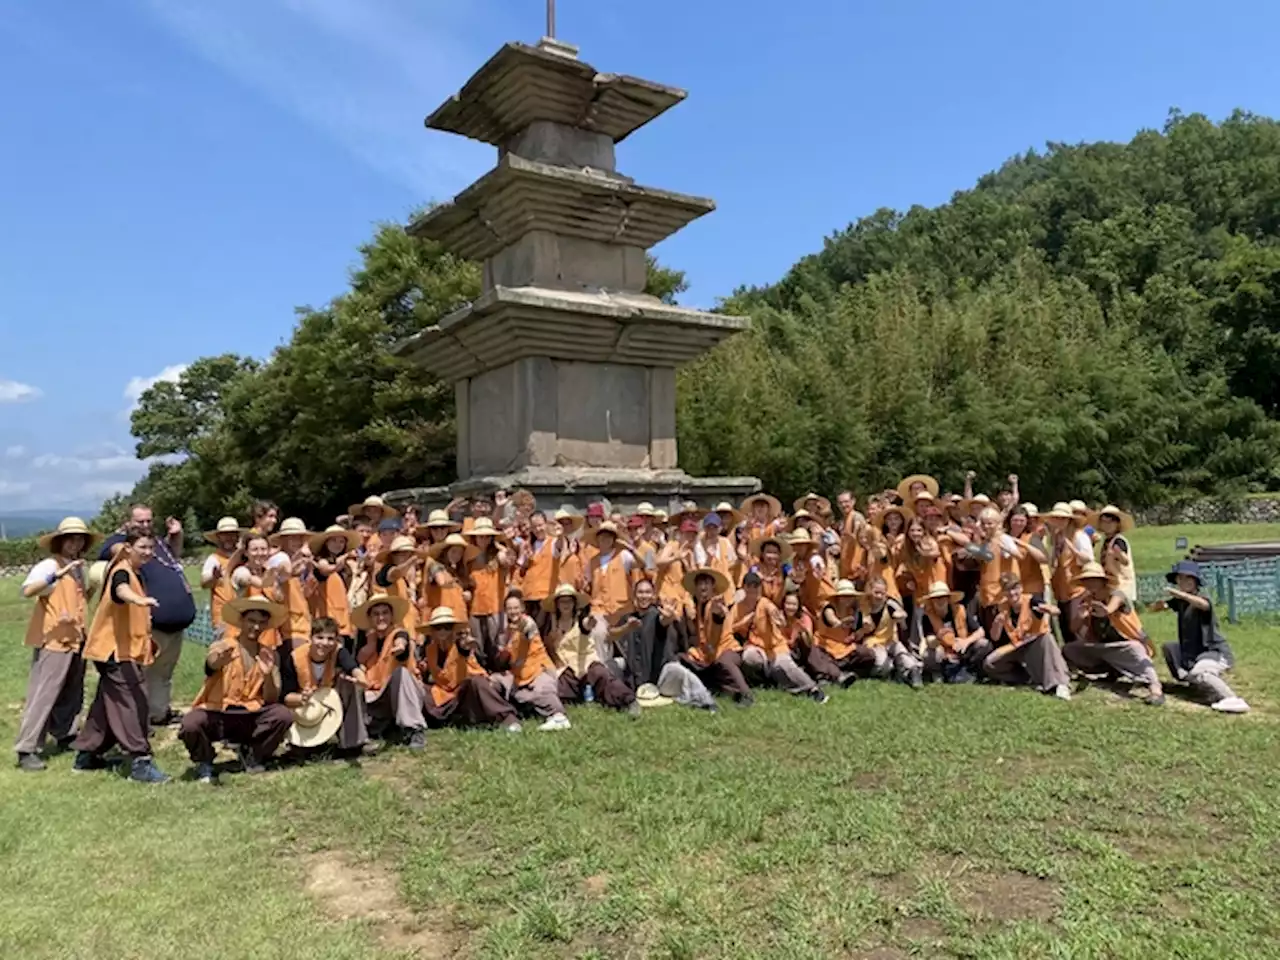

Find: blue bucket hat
<box><xmin>1166</xmin><ymin>560</ymin><xmax>1203</xmax><ymax>585</ymax></box>
<box><xmin>378</xmin><ymin>517</ymin><xmax>403</xmax><ymax>534</ymax></box>
<box><xmin>702</xmin><ymin>513</ymin><xmax>722</xmax><ymax>528</ymax></box>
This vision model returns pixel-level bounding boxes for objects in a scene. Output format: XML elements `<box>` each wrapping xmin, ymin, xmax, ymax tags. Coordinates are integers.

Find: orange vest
<box><xmin>379</xmin><ymin>567</ymin><xmax>418</xmax><ymax>632</ymax></box>
<box><xmin>276</xmin><ymin>567</ymin><xmax>312</xmax><ymax>639</ymax></box>
<box><xmin>193</xmin><ymin>641</ymin><xmax>272</xmax><ymax>711</ymax></box>
<box><xmin>756</xmin><ymin>566</ymin><xmax>786</xmax><ymax>608</ymax></box>
<box><xmin>468</xmin><ymin>554</ymin><xmax>507</xmax><ymax>617</ymax></box>
<box><xmin>979</xmin><ymin>542</ymin><xmax>1019</xmax><ymax>608</ymax></box>
<box><xmin>356</xmin><ymin>631</ymin><xmax>415</xmax><ymax>693</ymax></box>
<box><xmin>737</xmin><ymin>599</ymin><xmax>788</xmax><ymax>659</ymax></box>
<box><xmin>521</xmin><ymin>537</ymin><xmax>559</xmax><ymax>602</ymax></box>
<box><xmin>207</xmin><ymin>551</ymin><xmax>235</xmax><ymax>630</ymax></box>
<box><xmin>1051</xmin><ymin>532</ymin><xmax>1088</xmax><ymax>602</ymax></box>
<box><xmin>815</xmin><ymin>603</ymin><xmax>857</xmax><ymax>660</ymax></box>
<box><xmin>506</xmin><ymin>616</ymin><xmax>555</xmax><ymax>687</ymax></box>
<box><xmin>290</xmin><ymin>641</ymin><xmax>338</xmax><ymax>693</ymax></box>
<box><xmin>654</xmin><ymin>544</ymin><xmax>691</xmax><ymax>612</ymax></box>
<box><xmin>797</xmin><ymin>556</ymin><xmax>836</xmax><ymax>617</ymax></box>
<box><xmin>865</xmin><ymin>546</ymin><xmax>901</xmax><ymax>601</ymax></box>
<box><xmin>1098</xmin><ymin>597</ymin><xmax>1153</xmax><ymax>654</ymax></box>
<box><xmin>903</xmin><ymin>550</ymin><xmax>949</xmax><ymax>601</ymax></box>
<box><xmin>589</xmin><ymin>551</ymin><xmax>631</xmax><ymax>618</ymax></box>
<box><xmin>83</xmin><ymin>563</ymin><xmax>153</xmax><ymax>664</ymax></box>
<box><xmin>859</xmin><ymin>601</ymin><xmax>899</xmax><ymax>648</ymax></box>
<box><xmin>425</xmin><ymin>561</ymin><xmax>468</xmax><ymax>620</ymax></box>
<box><xmin>1016</xmin><ymin>533</ymin><xmax>1047</xmax><ymax>596</ymax></box>
<box><xmin>25</xmin><ymin>568</ymin><xmax>86</xmax><ymax>653</ymax></box>
<box><xmin>423</xmin><ymin>638</ymin><xmax>487</xmax><ymax>706</ymax></box>
<box><xmin>685</xmin><ymin>603</ymin><xmax>738</xmax><ymax>666</ymax></box>
<box><xmin>701</xmin><ymin>537</ymin><xmax>739</xmax><ymax>601</ymax></box>
<box><xmin>924</xmin><ymin>604</ymin><xmax>969</xmax><ymax>652</ymax></box>
<box><xmin>838</xmin><ymin>537</ymin><xmax>865</xmax><ymax>581</ymax></box>
<box><xmin>999</xmin><ymin>594</ymin><xmax>1047</xmax><ymax>647</ymax></box>
<box><xmin>232</xmin><ymin>580</ymin><xmax>282</xmax><ymax>650</ymax></box>
<box><xmin>308</xmin><ymin>569</ymin><xmax>353</xmax><ymax>636</ymax></box>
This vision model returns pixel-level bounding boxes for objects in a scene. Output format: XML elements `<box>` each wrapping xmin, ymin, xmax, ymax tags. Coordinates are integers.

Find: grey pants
<box><xmin>1162</xmin><ymin>643</ymin><xmax>1237</xmax><ymax>702</ymax></box>
<box><xmin>145</xmin><ymin>629</ymin><xmax>185</xmax><ymax>722</ymax></box>
<box><xmin>866</xmin><ymin>641</ymin><xmax>921</xmax><ymax>680</ymax></box>
<box><xmin>14</xmin><ymin>647</ymin><xmax>85</xmax><ymax>755</ymax></box>
<box><xmin>1063</xmin><ymin>639</ymin><xmax>1158</xmax><ymax>685</ymax></box>
<box><xmin>494</xmin><ymin>671</ymin><xmax>565</xmax><ymax>718</ymax></box>
<box><xmin>331</xmin><ymin>679</ymin><xmax>369</xmax><ymax>748</ymax></box>
<box><xmin>365</xmin><ymin>666</ymin><xmax>426</xmax><ymax>733</ymax></box>
<box><xmin>983</xmin><ymin>634</ymin><xmax>1070</xmax><ymax>691</ymax></box>
<box><xmin>655</xmin><ymin>661</ymin><xmax>718</xmax><ymax>710</ymax></box>
<box><xmin>741</xmin><ymin>646</ymin><xmax>818</xmax><ymax>695</ymax></box>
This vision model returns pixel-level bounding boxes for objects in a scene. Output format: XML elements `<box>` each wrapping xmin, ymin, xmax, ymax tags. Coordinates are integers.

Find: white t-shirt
<box><xmin>23</xmin><ymin>558</ymin><xmax>59</xmax><ymax>597</ymax></box>
<box><xmin>595</xmin><ymin>549</ymin><xmax>634</xmax><ymax>574</ymax></box>
<box><xmin>201</xmin><ymin>554</ymin><xmax>225</xmax><ymax>581</ymax></box>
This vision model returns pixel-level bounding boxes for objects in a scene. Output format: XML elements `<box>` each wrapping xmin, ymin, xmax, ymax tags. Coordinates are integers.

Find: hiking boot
<box><xmin>908</xmin><ymin>667</ymin><xmax>924</xmax><ymax>690</ymax></box>
<box><xmin>236</xmin><ymin>745</ymin><xmax>266</xmax><ymax>774</ymax></box>
<box><xmin>72</xmin><ymin>751</ymin><xmax>105</xmax><ymax>773</ymax></box>
<box><xmin>195</xmin><ymin>762</ymin><xmax>216</xmax><ymax>784</ymax></box>
<box><xmin>808</xmin><ymin>688</ymin><xmax>830</xmax><ymax>704</ymax></box>
<box><xmin>407</xmin><ymin>729</ymin><xmax>427</xmax><ymax>752</ymax></box>
<box><xmin>16</xmin><ymin>752</ymin><xmax>46</xmax><ymax>772</ymax></box>
<box><xmin>129</xmin><ymin>756</ymin><xmax>171</xmax><ymax>784</ymax></box>
<box><xmin>837</xmin><ymin>672</ymin><xmax>857</xmax><ymax>689</ymax></box>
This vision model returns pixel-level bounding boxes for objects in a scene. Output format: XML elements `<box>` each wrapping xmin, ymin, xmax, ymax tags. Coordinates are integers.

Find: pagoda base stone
<box><xmin>383</xmin><ymin>467</ymin><xmax>760</xmax><ymax>516</ymax></box>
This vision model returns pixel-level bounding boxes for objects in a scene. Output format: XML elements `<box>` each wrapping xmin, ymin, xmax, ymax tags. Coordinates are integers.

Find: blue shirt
<box><xmin>99</xmin><ymin>533</ymin><xmax>197</xmax><ymax>634</ymax></box>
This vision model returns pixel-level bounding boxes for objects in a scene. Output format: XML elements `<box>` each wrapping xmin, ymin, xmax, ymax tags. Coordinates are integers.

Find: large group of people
<box><xmin>14</xmin><ymin>473</ymin><xmax>1251</xmax><ymax>782</ymax></box>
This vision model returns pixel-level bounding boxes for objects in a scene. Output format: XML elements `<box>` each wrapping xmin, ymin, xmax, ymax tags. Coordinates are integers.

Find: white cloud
<box><xmin>0</xmin><ymin>379</ymin><xmax>42</xmax><ymax>403</ymax></box>
<box><xmin>137</xmin><ymin>0</ymin><xmax>502</xmax><ymax>197</ymax></box>
<box><xmin>123</xmin><ymin>363</ymin><xmax>189</xmax><ymax>412</ymax></box>
<box><xmin>4</xmin><ymin>446</ymin><xmax>26</xmax><ymax>459</ymax></box>
<box><xmin>31</xmin><ymin>453</ymin><xmax>141</xmax><ymax>474</ymax></box>
<box><xmin>0</xmin><ymin>480</ymin><xmax>33</xmax><ymax>498</ymax></box>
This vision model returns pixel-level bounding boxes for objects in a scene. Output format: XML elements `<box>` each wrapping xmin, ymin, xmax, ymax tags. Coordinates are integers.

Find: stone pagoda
<box><xmin>388</xmin><ymin>36</ymin><xmax>758</xmax><ymax>512</ymax></box>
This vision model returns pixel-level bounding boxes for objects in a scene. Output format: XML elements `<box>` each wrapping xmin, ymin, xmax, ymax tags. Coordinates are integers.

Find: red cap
<box><xmin>680</xmin><ymin>518</ymin><xmax>698</xmax><ymax>533</ymax></box>
<box><xmin>627</xmin><ymin>515</ymin><xmax>645</xmax><ymax>529</ymax></box>
<box><xmin>586</xmin><ymin>503</ymin><xmax>606</xmax><ymax>518</ymax></box>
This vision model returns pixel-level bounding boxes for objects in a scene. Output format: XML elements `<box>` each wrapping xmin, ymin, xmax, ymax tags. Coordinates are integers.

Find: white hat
<box><xmin>203</xmin><ymin>516</ymin><xmax>246</xmax><ymax>546</ymax></box>
<box><xmin>288</xmin><ymin>687</ymin><xmax>344</xmax><ymax>748</ymax></box>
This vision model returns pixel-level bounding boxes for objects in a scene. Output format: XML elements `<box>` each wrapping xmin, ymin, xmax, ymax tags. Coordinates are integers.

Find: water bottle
<box><xmin>583</xmin><ymin>681</ymin><xmax>596</xmax><ymax>703</ymax></box>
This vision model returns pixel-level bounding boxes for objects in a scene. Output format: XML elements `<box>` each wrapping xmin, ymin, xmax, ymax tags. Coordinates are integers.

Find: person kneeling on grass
<box><xmin>1062</xmin><ymin>562</ymin><xmax>1164</xmax><ymax>706</ymax></box>
<box><xmin>679</xmin><ymin>568</ymin><xmax>755</xmax><ymax>707</ymax></box>
<box><xmin>856</xmin><ymin>577</ymin><xmax>922</xmax><ymax>688</ymax></box>
<box><xmin>492</xmin><ymin>591</ymin><xmax>573</xmax><ymax>731</ymax></box>
<box><xmin>544</xmin><ymin>584</ymin><xmax>640</xmax><ymax>714</ymax></box>
<box><xmin>279</xmin><ymin>615</ymin><xmax>371</xmax><ymax>760</ymax></box>
<box><xmin>181</xmin><ymin>597</ymin><xmax>295</xmax><ymax>783</ymax></box>
<box><xmin>1150</xmin><ymin>560</ymin><xmax>1249</xmax><ymax>714</ymax></box>
<box><xmin>352</xmin><ymin>594</ymin><xmax>428</xmax><ymax>750</ymax></box>
<box><xmin>419</xmin><ymin>606</ymin><xmax>522</xmax><ymax>731</ymax></box>
<box><xmin>733</xmin><ymin>572</ymin><xmax>827</xmax><ymax>703</ymax></box>
<box><xmin>915</xmin><ymin>581</ymin><xmax>990</xmax><ymax>684</ymax></box>
<box><xmin>981</xmin><ymin>573</ymin><xmax>1072</xmax><ymax>701</ymax></box>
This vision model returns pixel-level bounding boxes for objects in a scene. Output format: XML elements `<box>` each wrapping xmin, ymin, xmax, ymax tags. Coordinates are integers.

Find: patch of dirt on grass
<box><xmin>305</xmin><ymin>850</ymin><xmax>461</xmax><ymax>958</ymax></box>
<box><xmin>856</xmin><ymin>947</ymin><xmax>910</xmax><ymax>959</ymax></box>
<box><xmin>898</xmin><ymin>916</ymin><xmax>945</xmax><ymax>942</ymax></box>
<box><xmin>955</xmin><ymin>869</ymin><xmax>1059</xmax><ymax>923</ymax></box>
<box><xmin>581</xmin><ymin>873</ymin><xmax>610</xmax><ymax>897</ymax></box>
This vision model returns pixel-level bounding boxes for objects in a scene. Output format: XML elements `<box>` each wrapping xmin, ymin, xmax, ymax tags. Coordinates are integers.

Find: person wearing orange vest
<box><xmin>679</xmin><ymin>568</ymin><xmax>754</xmax><ymax>706</ymax></box>
<box><xmin>352</xmin><ymin>594</ymin><xmax>428</xmax><ymax>748</ymax></box>
<box><xmin>1063</xmin><ymin>563</ymin><xmax>1165</xmax><ymax>706</ymax></box>
<box><xmin>915</xmin><ymin>580</ymin><xmax>990</xmax><ymax>684</ymax></box>
<box><xmin>464</xmin><ymin>518</ymin><xmax>514</xmax><ymax>661</ymax></box>
<box><xmin>201</xmin><ymin>516</ymin><xmax>244</xmax><ymax>638</ymax></box>
<box><xmin>517</xmin><ymin>510</ymin><xmax>566</xmax><ymax>624</ymax></box>
<box><xmin>807</xmin><ymin>579</ymin><xmax>869</xmax><ymax>686</ymax></box>
<box><xmin>492</xmin><ymin>591</ymin><xmax>572</xmax><ymax>730</ymax></box>
<box><xmin>857</xmin><ymin>576</ymin><xmax>922</xmax><ymax>687</ymax></box>
<box><xmin>1044</xmin><ymin>501</ymin><xmax>1094</xmax><ymax>645</ymax></box>
<box><xmin>279</xmin><ymin>615</ymin><xmax>370</xmax><ymax>758</ymax></box>
<box><xmin>15</xmin><ymin>517</ymin><xmax>99</xmax><ymax>772</ymax></box>
<box><xmin>266</xmin><ymin>517</ymin><xmax>316</xmax><ymax>651</ymax></box>
<box><xmin>73</xmin><ymin>525</ymin><xmax>169</xmax><ymax>783</ymax></box>
<box><xmin>308</xmin><ymin>525</ymin><xmax>360</xmax><ymax>641</ymax></box>
<box><xmin>544</xmin><ymin>584</ymin><xmax>639</xmax><ymax>713</ymax></box>
<box><xmin>734</xmin><ymin>572</ymin><xmax>826</xmax><ymax>702</ymax></box>
<box><xmin>748</xmin><ymin>534</ymin><xmax>790</xmax><ymax>608</ymax></box>
<box><xmin>584</xmin><ymin>522</ymin><xmax>637</xmax><ymax>620</ymax></box>
<box><xmin>179</xmin><ymin>596</ymin><xmax>295</xmax><ymax>783</ymax></box>
<box><xmin>981</xmin><ymin>573</ymin><xmax>1072</xmax><ymax>700</ymax></box>
<box><xmin>418</xmin><ymin>606</ymin><xmax>522</xmax><ymax>731</ymax></box>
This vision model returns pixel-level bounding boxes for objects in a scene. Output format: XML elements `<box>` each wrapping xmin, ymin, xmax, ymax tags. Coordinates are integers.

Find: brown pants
<box><xmin>495</xmin><ymin>671</ymin><xmax>566</xmax><ymax>718</ymax></box>
<box><xmin>803</xmin><ymin>644</ymin><xmax>870</xmax><ymax>683</ymax></box>
<box><xmin>366</xmin><ymin>666</ymin><xmax>427</xmax><ymax>734</ymax></box>
<box><xmin>740</xmin><ymin>646</ymin><xmax>818</xmax><ymax>695</ymax></box>
<box><xmin>179</xmin><ymin>704</ymin><xmax>293</xmax><ymax>764</ymax></box>
<box><xmin>74</xmin><ymin>659</ymin><xmax>152</xmax><ymax>757</ymax></box>
<box><xmin>425</xmin><ymin>676</ymin><xmax>518</xmax><ymax>727</ymax></box>
<box><xmin>1056</xmin><ymin>597</ymin><xmax>1088</xmax><ymax>646</ymax></box>
<box><xmin>983</xmin><ymin>634</ymin><xmax>1070</xmax><ymax>691</ymax></box>
<box><xmin>678</xmin><ymin>651</ymin><xmax>752</xmax><ymax>701</ymax></box>
<box><xmin>556</xmin><ymin>662</ymin><xmax>636</xmax><ymax>708</ymax></box>
<box><xmin>1063</xmin><ymin>638</ymin><xmax>1158</xmax><ymax>685</ymax></box>
<box><xmin>14</xmin><ymin>647</ymin><xmax>85</xmax><ymax>755</ymax></box>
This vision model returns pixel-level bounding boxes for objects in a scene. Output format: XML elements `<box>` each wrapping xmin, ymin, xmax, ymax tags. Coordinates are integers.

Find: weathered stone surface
<box><xmin>482</xmin><ymin>231</ymin><xmax>648</xmax><ymax>295</ymax></box>
<box><xmin>503</xmin><ymin>120</ymin><xmax>615</xmax><ymax>171</ymax></box>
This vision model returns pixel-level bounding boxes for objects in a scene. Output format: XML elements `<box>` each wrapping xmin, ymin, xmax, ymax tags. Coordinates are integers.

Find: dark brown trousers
<box><xmin>802</xmin><ymin>643</ymin><xmax>871</xmax><ymax>682</ymax></box>
<box><xmin>179</xmin><ymin>704</ymin><xmax>294</xmax><ymax>764</ymax></box>
<box><xmin>679</xmin><ymin>651</ymin><xmax>752</xmax><ymax>701</ymax></box>
<box><xmin>556</xmin><ymin>662</ymin><xmax>636</xmax><ymax>709</ymax></box>
<box><xmin>73</xmin><ymin>660</ymin><xmax>151</xmax><ymax>757</ymax></box>
<box><xmin>424</xmin><ymin>676</ymin><xmax>517</xmax><ymax>728</ymax></box>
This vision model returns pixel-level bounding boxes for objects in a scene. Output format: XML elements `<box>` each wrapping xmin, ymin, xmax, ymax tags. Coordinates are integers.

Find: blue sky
<box><xmin>2</xmin><ymin>0</ymin><xmax>1278</xmax><ymax>512</ymax></box>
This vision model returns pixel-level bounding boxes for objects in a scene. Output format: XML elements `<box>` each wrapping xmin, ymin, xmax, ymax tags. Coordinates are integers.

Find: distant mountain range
<box><xmin>0</xmin><ymin>510</ymin><xmax>93</xmax><ymax>539</ymax></box>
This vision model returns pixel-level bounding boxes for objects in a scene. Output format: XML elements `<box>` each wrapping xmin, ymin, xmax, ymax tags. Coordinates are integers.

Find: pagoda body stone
<box><xmin>387</xmin><ymin>39</ymin><xmax>758</xmax><ymax>513</ymax></box>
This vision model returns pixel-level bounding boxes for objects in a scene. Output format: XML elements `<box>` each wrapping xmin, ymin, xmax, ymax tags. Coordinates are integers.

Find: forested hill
<box><xmin>119</xmin><ymin>111</ymin><xmax>1280</xmax><ymax>527</ymax></box>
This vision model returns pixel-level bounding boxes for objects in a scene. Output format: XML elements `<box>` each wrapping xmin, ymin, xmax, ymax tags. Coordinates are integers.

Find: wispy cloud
<box><xmin>0</xmin><ymin>379</ymin><xmax>41</xmax><ymax>403</ymax></box>
<box><xmin>136</xmin><ymin>0</ymin><xmax>508</xmax><ymax>198</ymax></box>
<box><xmin>124</xmin><ymin>363</ymin><xmax>189</xmax><ymax>411</ymax></box>
<box><xmin>4</xmin><ymin>446</ymin><xmax>26</xmax><ymax>460</ymax></box>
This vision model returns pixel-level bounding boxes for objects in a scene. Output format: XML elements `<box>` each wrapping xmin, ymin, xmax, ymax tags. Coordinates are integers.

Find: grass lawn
<box><xmin>2</xmin><ymin>530</ymin><xmax>1280</xmax><ymax>959</ymax></box>
<box><xmin>1126</xmin><ymin>522</ymin><xmax>1280</xmax><ymax>575</ymax></box>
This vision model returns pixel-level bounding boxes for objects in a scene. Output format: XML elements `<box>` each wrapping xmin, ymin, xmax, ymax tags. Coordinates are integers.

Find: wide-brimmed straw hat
<box><xmin>1021</xmin><ymin>503</ymin><xmax>1040</xmax><ymax>518</ymax></box>
<box><xmin>1044</xmin><ymin>502</ymin><xmax>1073</xmax><ymax>521</ymax></box>
<box><xmin>376</xmin><ymin>535</ymin><xmax>423</xmax><ymax>564</ymax></box>
<box><xmin>222</xmin><ymin>596</ymin><xmax>288</xmax><ymax>629</ymax></box>
<box><xmin>672</xmin><ymin>501</ymin><xmax>706</xmax><ymax>524</ymax></box>
<box><xmin>741</xmin><ymin>493</ymin><xmax>782</xmax><ymax>518</ymax></box>
<box><xmin>793</xmin><ymin>492</ymin><xmax>832</xmax><ymax>516</ymax></box>
<box><xmin>422</xmin><ymin>605</ymin><xmax>464</xmax><ymax>630</ymax></box>
<box><xmin>788</xmin><ymin>528</ymin><xmax>816</xmax><ymax>550</ymax></box>
<box><xmin>542</xmin><ymin>582</ymin><xmax>590</xmax><ymax>613</ymax></box>
<box><xmin>636</xmin><ymin>683</ymin><xmax>673</xmax><ymax>708</ymax></box>
<box><xmin>351</xmin><ymin>593</ymin><xmax>410</xmax><ymax>632</ymax></box>
<box><xmin>879</xmin><ymin>504</ymin><xmax>913</xmax><ymax>529</ymax></box>
<box><xmin>1096</xmin><ymin>504</ymin><xmax>1134</xmax><ymax>532</ymax></box>
<box><xmin>1073</xmin><ymin>561</ymin><xmax>1111</xmax><ymax>583</ymax></box>
<box><xmin>426</xmin><ymin>533</ymin><xmax>478</xmax><ymax>563</ymax></box>
<box><xmin>896</xmin><ymin>475</ymin><xmax>940</xmax><ymax>503</ymax></box>
<box><xmin>832</xmin><ymin>579</ymin><xmax>861</xmax><ymax>598</ymax></box>
<box><xmin>269</xmin><ymin>517</ymin><xmax>312</xmax><ymax>544</ymax></box>
<box><xmin>38</xmin><ymin>516</ymin><xmax>102</xmax><ymax>553</ymax></box>
<box><xmin>347</xmin><ymin>495</ymin><xmax>399</xmax><ymax>522</ymax></box>
<box><xmin>713</xmin><ymin>501</ymin><xmax>746</xmax><ymax>527</ymax></box>
<box><xmin>583</xmin><ymin>521</ymin><xmax>621</xmax><ymax>547</ymax></box>
<box><xmin>634</xmin><ymin>502</ymin><xmax>656</xmax><ymax>517</ymax></box>
<box><xmin>749</xmin><ymin>535</ymin><xmax>793</xmax><ymax>563</ymax></box>
<box><xmin>203</xmin><ymin>516</ymin><xmax>246</xmax><ymax>546</ymax></box>
<box><xmin>423</xmin><ymin>509</ymin><xmax>461</xmax><ymax>531</ymax></box>
<box><xmin>463</xmin><ymin>517</ymin><xmax>509</xmax><ymax>544</ymax></box>
<box><xmin>288</xmin><ymin>687</ymin><xmax>344</xmax><ymax>748</ymax></box>
<box><xmin>921</xmin><ymin>581</ymin><xmax>963</xmax><ymax>604</ymax></box>
<box><xmin>553</xmin><ymin>508</ymin><xmax>584</xmax><ymax>533</ymax></box>
<box><xmin>310</xmin><ymin>524</ymin><xmax>361</xmax><ymax>554</ymax></box>
<box><xmin>681</xmin><ymin>566</ymin><xmax>731</xmax><ymax>596</ymax></box>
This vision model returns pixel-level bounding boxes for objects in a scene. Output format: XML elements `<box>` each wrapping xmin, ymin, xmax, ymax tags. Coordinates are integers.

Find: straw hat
<box><xmin>347</xmin><ymin>495</ymin><xmax>399</xmax><ymax>521</ymax></box>
<box><xmin>202</xmin><ymin>516</ymin><xmax>246</xmax><ymax>546</ymax></box>
<box><xmin>1073</xmin><ymin>561</ymin><xmax>1111</xmax><ymax>585</ymax></box>
<box><xmin>583</xmin><ymin>521</ymin><xmax>621</xmax><ymax>547</ymax></box>
<box><xmin>636</xmin><ymin>683</ymin><xmax>673</xmax><ymax>708</ymax></box>
<box><xmin>788</xmin><ymin>528</ymin><xmax>816</xmax><ymax>550</ymax></box>
<box><xmin>423</xmin><ymin>509</ymin><xmax>461</xmax><ymax>531</ymax></box>
<box><xmin>749</xmin><ymin>535</ymin><xmax>793</xmax><ymax>563</ymax></box>
<box><xmin>793</xmin><ymin>492</ymin><xmax>832</xmax><ymax>516</ymax></box>
<box><xmin>1096</xmin><ymin>505</ymin><xmax>1134</xmax><ymax>532</ymax></box>
<box><xmin>634</xmin><ymin>502</ymin><xmax>656</xmax><ymax>517</ymax></box>
<box><xmin>423</xmin><ymin>605</ymin><xmax>464</xmax><ymax>630</ymax></box>
<box><xmin>351</xmin><ymin>593</ymin><xmax>411</xmax><ymax>632</ymax></box>
<box><xmin>740</xmin><ymin>492</ymin><xmax>782</xmax><ymax>518</ymax></box>
<box><xmin>37</xmin><ymin>516</ymin><xmax>102</xmax><ymax>553</ymax></box>
<box><xmin>681</xmin><ymin>566</ymin><xmax>731</xmax><ymax>596</ymax></box>
<box><xmin>426</xmin><ymin>533</ymin><xmax>479</xmax><ymax>563</ymax></box>
<box><xmin>463</xmin><ymin>517</ymin><xmax>509</xmax><ymax>544</ymax></box>
<box><xmin>310</xmin><ymin>524</ymin><xmax>360</xmax><ymax>554</ymax></box>
<box><xmin>654</xmin><ymin>509</ymin><xmax>669</xmax><ymax>524</ymax></box>
<box><xmin>269</xmin><ymin>517</ymin><xmax>312</xmax><ymax>544</ymax></box>
<box><xmin>222</xmin><ymin>596</ymin><xmax>288</xmax><ymax>630</ymax></box>
<box><xmin>376</xmin><ymin>535</ymin><xmax>423</xmax><ymax>564</ymax></box>
<box><xmin>832</xmin><ymin>579</ymin><xmax>862</xmax><ymax>598</ymax></box>
<box><xmin>553</xmin><ymin>508</ymin><xmax>584</xmax><ymax>533</ymax></box>
<box><xmin>86</xmin><ymin>560</ymin><xmax>107</xmax><ymax>600</ymax></box>
<box><xmin>713</xmin><ymin>501</ymin><xmax>745</xmax><ymax>528</ymax></box>
<box><xmin>921</xmin><ymin>581</ymin><xmax>963</xmax><ymax>604</ymax></box>
<box><xmin>1044</xmin><ymin>502</ymin><xmax>1073</xmax><ymax>520</ymax></box>
<box><xmin>672</xmin><ymin>501</ymin><xmax>706</xmax><ymax>524</ymax></box>
<box><xmin>288</xmin><ymin>687</ymin><xmax>344</xmax><ymax>748</ymax></box>
<box><xmin>542</xmin><ymin>582</ymin><xmax>589</xmax><ymax>613</ymax></box>
<box><xmin>879</xmin><ymin>504</ymin><xmax>913</xmax><ymax>529</ymax></box>
<box><xmin>896</xmin><ymin>475</ymin><xmax>940</xmax><ymax>503</ymax></box>
<box><xmin>1021</xmin><ymin>503</ymin><xmax>1040</xmax><ymax>518</ymax></box>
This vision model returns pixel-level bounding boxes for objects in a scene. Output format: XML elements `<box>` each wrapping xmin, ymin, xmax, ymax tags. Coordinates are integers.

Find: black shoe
<box><xmin>736</xmin><ymin>694</ymin><xmax>755</xmax><ymax>708</ymax></box>
<box><xmin>236</xmin><ymin>745</ymin><xmax>266</xmax><ymax>775</ymax></box>
<box><xmin>838</xmin><ymin>672</ymin><xmax>857</xmax><ymax>689</ymax></box>
<box><xmin>53</xmin><ymin>735</ymin><xmax>77</xmax><ymax>754</ymax></box>
<box><xmin>72</xmin><ymin>750</ymin><xmax>105</xmax><ymax>773</ymax></box>
<box><xmin>407</xmin><ymin>729</ymin><xmax>427</xmax><ymax>752</ymax></box>
<box><xmin>16</xmin><ymin>752</ymin><xmax>46</xmax><ymax>772</ymax></box>
<box><xmin>129</xmin><ymin>756</ymin><xmax>171</xmax><ymax>784</ymax></box>
<box><xmin>808</xmin><ymin>688</ymin><xmax>830</xmax><ymax>704</ymax></box>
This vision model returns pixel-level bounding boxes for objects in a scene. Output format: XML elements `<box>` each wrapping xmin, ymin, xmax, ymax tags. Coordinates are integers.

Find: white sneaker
<box><xmin>1211</xmin><ymin>696</ymin><xmax>1250</xmax><ymax>714</ymax></box>
<box><xmin>1053</xmin><ymin>684</ymin><xmax>1072</xmax><ymax>701</ymax></box>
<box><xmin>538</xmin><ymin>714</ymin><xmax>572</xmax><ymax>731</ymax></box>
<box><xmin>503</xmin><ymin>721</ymin><xmax>523</xmax><ymax>733</ymax></box>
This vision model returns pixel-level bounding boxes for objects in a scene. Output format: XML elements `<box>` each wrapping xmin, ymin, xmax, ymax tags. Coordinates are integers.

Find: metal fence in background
<box><xmin>1137</xmin><ymin>557</ymin><xmax>1280</xmax><ymax>623</ymax></box>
